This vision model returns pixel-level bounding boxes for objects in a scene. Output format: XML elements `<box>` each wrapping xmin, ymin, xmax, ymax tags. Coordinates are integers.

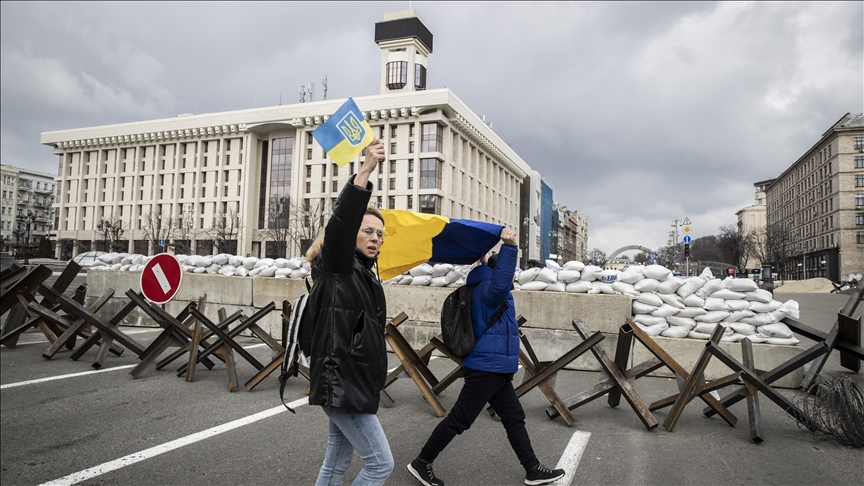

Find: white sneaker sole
<box><xmin>407</xmin><ymin>463</ymin><xmax>440</xmax><ymax>486</ymax></box>
<box><xmin>525</xmin><ymin>471</ymin><xmax>565</xmax><ymax>485</ymax></box>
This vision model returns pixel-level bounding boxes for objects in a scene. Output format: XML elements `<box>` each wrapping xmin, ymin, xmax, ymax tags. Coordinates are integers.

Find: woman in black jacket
<box><xmin>304</xmin><ymin>139</ymin><xmax>393</xmax><ymax>486</ymax></box>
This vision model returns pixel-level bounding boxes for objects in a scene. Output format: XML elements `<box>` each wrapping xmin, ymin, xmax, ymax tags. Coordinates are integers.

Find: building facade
<box><xmin>1</xmin><ymin>164</ymin><xmax>57</xmax><ymax>257</ymax></box>
<box><xmin>40</xmin><ymin>10</ymin><xmax>537</xmax><ymax>261</ymax></box>
<box><xmin>764</xmin><ymin>112</ymin><xmax>864</xmax><ymax>281</ymax></box>
<box><xmin>736</xmin><ymin>179</ymin><xmax>770</xmax><ymax>271</ymax></box>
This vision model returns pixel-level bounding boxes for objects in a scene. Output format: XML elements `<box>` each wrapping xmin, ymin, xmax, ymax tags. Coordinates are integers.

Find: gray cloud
<box><xmin>2</xmin><ymin>1</ymin><xmax>860</xmax><ymax>255</ymax></box>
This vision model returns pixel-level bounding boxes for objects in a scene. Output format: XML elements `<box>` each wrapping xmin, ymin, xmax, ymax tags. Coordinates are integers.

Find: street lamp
<box><xmin>19</xmin><ymin>210</ymin><xmax>37</xmax><ymax>265</ymax></box>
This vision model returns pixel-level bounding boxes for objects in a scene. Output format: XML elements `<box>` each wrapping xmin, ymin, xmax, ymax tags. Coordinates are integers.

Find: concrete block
<box><xmin>252</xmin><ymin>278</ymin><xmax>309</xmax><ymax>309</ymax></box>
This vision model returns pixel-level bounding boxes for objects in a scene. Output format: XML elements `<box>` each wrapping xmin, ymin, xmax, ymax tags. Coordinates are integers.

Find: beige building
<box><xmin>764</xmin><ymin>112</ymin><xmax>864</xmax><ymax>281</ymax></box>
<box><xmin>1</xmin><ymin>164</ymin><xmax>56</xmax><ymax>257</ymax></box>
<box><xmin>40</xmin><ymin>10</ymin><xmax>537</xmax><ymax>260</ymax></box>
<box><xmin>736</xmin><ymin>179</ymin><xmax>770</xmax><ymax>270</ymax></box>
<box><xmin>555</xmin><ymin>206</ymin><xmax>587</xmax><ymax>263</ymax></box>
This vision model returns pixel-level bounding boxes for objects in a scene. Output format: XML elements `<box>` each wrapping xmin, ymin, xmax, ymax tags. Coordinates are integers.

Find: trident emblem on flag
<box><xmin>337</xmin><ymin>112</ymin><xmax>365</xmax><ymax>145</ymax></box>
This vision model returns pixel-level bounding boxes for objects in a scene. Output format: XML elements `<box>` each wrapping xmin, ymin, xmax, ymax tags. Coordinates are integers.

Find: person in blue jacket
<box><xmin>407</xmin><ymin>228</ymin><xmax>565</xmax><ymax>486</ymax></box>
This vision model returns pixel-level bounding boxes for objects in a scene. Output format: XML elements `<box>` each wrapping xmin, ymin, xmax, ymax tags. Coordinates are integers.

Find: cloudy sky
<box><xmin>2</xmin><ymin>1</ymin><xmax>861</xmax><ymax>255</ymax></box>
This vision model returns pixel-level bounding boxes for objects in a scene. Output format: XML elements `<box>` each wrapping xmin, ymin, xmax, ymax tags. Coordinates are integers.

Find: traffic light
<box><xmin>684</xmin><ymin>243</ymin><xmax>690</xmax><ymax>257</ymax></box>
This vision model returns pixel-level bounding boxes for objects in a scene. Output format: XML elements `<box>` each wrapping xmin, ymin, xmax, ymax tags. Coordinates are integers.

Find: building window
<box><xmin>386</xmin><ymin>61</ymin><xmax>408</xmax><ymax>90</ymax></box>
<box><xmin>321</xmin><ymin>181</ymin><xmax>326</xmax><ymax>192</ymax></box>
<box><xmin>855</xmin><ymin>137</ymin><xmax>864</xmax><ymax>150</ymax></box>
<box><xmin>306</xmin><ymin>166</ymin><xmax>312</xmax><ymax>178</ymax></box>
<box><xmin>856</xmin><ymin>175</ymin><xmax>864</xmax><ymax>187</ymax></box>
<box><xmin>388</xmin><ymin>196</ymin><xmax>395</xmax><ymax>209</ymax></box>
<box><xmin>389</xmin><ymin>178</ymin><xmax>396</xmax><ymax>190</ymax></box>
<box><xmin>390</xmin><ymin>160</ymin><xmax>397</xmax><ymax>174</ymax></box>
<box><xmin>307</xmin><ymin>148</ymin><xmax>313</xmax><ymax>160</ymax></box>
<box><xmin>856</xmin><ymin>156</ymin><xmax>864</xmax><ymax>168</ymax></box>
<box><xmin>858</xmin><ymin>213</ymin><xmax>864</xmax><ymax>225</ymax></box>
<box><xmin>307</xmin><ymin>132</ymin><xmax>313</xmax><ymax>145</ymax></box>
<box><xmin>409</xmin><ymin>141</ymin><xmax>415</xmax><ymax>153</ymax></box>
<box><xmin>333</xmin><ymin>180</ymin><xmax>338</xmax><ymax>192</ymax></box>
<box><xmin>410</xmin><ymin>125</ymin><xmax>415</xmax><ymax>138</ymax></box>
<box><xmin>414</xmin><ymin>64</ymin><xmax>427</xmax><ymax>90</ymax></box>
<box><xmin>420</xmin><ymin>194</ymin><xmax>440</xmax><ymax>214</ymax></box>
<box><xmin>408</xmin><ymin>177</ymin><xmax>414</xmax><ymax>189</ymax></box>
<box><xmin>409</xmin><ymin>160</ymin><xmax>414</xmax><ymax>172</ymax></box>
<box><xmin>856</xmin><ymin>194</ymin><xmax>864</xmax><ymax>206</ymax></box>
<box><xmin>391</xmin><ymin>142</ymin><xmax>397</xmax><ymax>155</ymax></box>
<box><xmin>407</xmin><ymin>195</ymin><xmax>413</xmax><ymax>210</ymax></box>
<box><xmin>420</xmin><ymin>158</ymin><xmax>441</xmax><ymax>189</ymax></box>
<box><xmin>391</xmin><ymin>125</ymin><xmax>398</xmax><ymax>138</ymax></box>
<box><xmin>421</xmin><ymin>123</ymin><xmax>442</xmax><ymax>152</ymax></box>
<box><xmin>858</xmin><ymin>232</ymin><xmax>864</xmax><ymax>244</ymax></box>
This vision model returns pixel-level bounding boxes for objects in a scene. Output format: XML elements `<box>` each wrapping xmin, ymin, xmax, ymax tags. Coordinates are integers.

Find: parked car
<box><xmin>71</xmin><ymin>251</ymin><xmax>106</xmax><ymax>267</ymax></box>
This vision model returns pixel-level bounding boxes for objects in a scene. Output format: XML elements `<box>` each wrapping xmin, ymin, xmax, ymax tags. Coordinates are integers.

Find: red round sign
<box><xmin>140</xmin><ymin>253</ymin><xmax>183</xmax><ymax>304</ymax></box>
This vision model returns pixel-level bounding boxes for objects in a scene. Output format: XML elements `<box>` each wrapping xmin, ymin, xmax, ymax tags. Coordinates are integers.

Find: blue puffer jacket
<box><xmin>460</xmin><ymin>244</ymin><xmax>520</xmax><ymax>374</ymax></box>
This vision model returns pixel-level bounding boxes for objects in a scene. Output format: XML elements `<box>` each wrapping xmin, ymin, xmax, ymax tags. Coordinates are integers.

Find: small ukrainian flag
<box><xmin>312</xmin><ymin>97</ymin><xmax>375</xmax><ymax>167</ymax></box>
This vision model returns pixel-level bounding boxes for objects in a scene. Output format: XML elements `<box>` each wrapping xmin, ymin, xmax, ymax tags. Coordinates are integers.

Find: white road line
<box><xmin>0</xmin><ymin>365</ymin><xmax>137</xmax><ymax>389</ymax></box>
<box><xmin>39</xmin><ymin>398</ymin><xmax>309</xmax><ymax>486</ymax></box>
<box><xmin>550</xmin><ymin>431</ymin><xmax>591</xmax><ymax>486</ymax></box>
<box><xmin>12</xmin><ymin>328</ymin><xmax>162</xmax><ymax>345</ymax></box>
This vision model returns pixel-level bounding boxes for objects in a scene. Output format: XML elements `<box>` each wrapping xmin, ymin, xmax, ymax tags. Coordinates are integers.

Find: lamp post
<box><xmin>20</xmin><ymin>210</ymin><xmax>37</xmax><ymax>265</ymax></box>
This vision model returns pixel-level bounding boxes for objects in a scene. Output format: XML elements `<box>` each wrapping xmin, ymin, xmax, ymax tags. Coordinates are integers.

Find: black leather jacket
<box><xmin>307</xmin><ymin>177</ymin><xmax>387</xmax><ymax>413</ymax></box>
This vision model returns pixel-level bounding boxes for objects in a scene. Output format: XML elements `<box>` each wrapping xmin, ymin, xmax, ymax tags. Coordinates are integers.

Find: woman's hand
<box><xmin>355</xmin><ymin>138</ymin><xmax>385</xmax><ymax>188</ymax></box>
<box><xmin>500</xmin><ymin>228</ymin><xmax>518</xmax><ymax>246</ymax></box>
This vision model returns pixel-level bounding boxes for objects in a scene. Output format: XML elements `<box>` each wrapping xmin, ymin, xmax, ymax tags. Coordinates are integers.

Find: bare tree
<box><xmin>288</xmin><ymin>199</ymin><xmax>327</xmax><ymax>256</ymax></box>
<box><xmin>258</xmin><ymin>197</ymin><xmax>291</xmax><ymax>259</ymax></box>
<box><xmin>585</xmin><ymin>248</ymin><xmax>608</xmax><ymax>268</ymax></box>
<box><xmin>656</xmin><ymin>243</ymin><xmax>681</xmax><ymax>270</ymax></box>
<box><xmin>764</xmin><ymin>221</ymin><xmax>795</xmax><ymax>279</ymax></box>
<box><xmin>718</xmin><ymin>223</ymin><xmax>752</xmax><ymax>271</ymax></box>
<box><xmin>95</xmin><ymin>216</ymin><xmax>126</xmax><ymax>252</ymax></box>
<box><xmin>141</xmin><ymin>210</ymin><xmax>175</xmax><ymax>255</ymax></box>
<box><xmin>204</xmin><ymin>208</ymin><xmax>242</xmax><ymax>255</ymax></box>
<box><xmin>172</xmin><ymin>212</ymin><xmax>197</xmax><ymax>255</ymax></box>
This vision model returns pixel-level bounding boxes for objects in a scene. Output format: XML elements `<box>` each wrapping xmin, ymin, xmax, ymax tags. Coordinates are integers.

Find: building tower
<box><xmin>375</xmin><ymin>10</ymin><xmax>433</xmax><ymax>95</ymax></box>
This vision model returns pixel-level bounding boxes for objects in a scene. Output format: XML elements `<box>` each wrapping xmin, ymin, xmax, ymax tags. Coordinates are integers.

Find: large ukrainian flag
<box><xmin>312</xmin><ymin>97</ymin><xmax>374</xmax><ymax>167</ymax></box>
<box><xmin>378</xmin><ymin>210</ymin><xmax>505</xmax><ymax>280</ymax></box>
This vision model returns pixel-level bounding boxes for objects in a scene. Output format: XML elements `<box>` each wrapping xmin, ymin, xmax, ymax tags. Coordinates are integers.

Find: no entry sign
<box><xmin>140</xmin><ymin>253</ymin><xmax>183</xmax><ymax>304</ymax></box>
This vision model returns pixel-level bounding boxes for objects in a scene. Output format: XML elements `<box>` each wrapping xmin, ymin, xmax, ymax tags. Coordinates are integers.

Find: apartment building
<box><xmin>764</xmin><ymin>112</ymin><xmax>864</xmax><ymax>281</ymax></box>
<box><xmin>40</xmin><ymin>10</ymin><xmax>537</xmax><ymax>260</ymax></box>
<box><xmin>1</xmin><ymin>164</ymin><xmax>56</xmax><ymax>256</ymax></box>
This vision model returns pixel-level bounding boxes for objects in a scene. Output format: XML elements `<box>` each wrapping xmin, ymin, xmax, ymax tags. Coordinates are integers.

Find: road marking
<box><xmin>12</xmin><ymin>328</ymin><xmax>162</xmax><ymax>345</ymax></box>
<box><xmin>39</xmin><ymin>398</ymin><xmax>309</xmax><ymax>486</ymax></box>
<box><xmin>549</xmin><ymin>431</ymin><xmax>591</xmax><ymax>486</ymax></box>
<box><xmin>1</xmin><ymin>365</ymin><xmax>137</xmax><ymax>389</ymax></box>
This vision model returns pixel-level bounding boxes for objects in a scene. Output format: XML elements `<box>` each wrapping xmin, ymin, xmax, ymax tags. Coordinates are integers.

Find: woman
<box><xmin>304</xmin><ymin>138</ymin><xmax>393</xmax><ymax>486</ymax></box>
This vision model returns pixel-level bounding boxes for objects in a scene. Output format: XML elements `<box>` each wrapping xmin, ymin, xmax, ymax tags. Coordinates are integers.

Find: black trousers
<box><xmin>418</xmin><ymin>367</ymin><xmax>539</xmax><ymax>471</ymax></box>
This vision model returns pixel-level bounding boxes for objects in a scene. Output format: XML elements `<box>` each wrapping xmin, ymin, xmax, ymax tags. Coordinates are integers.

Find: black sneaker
<box><xmin>407</xmin><ymin>458</ymin><xmax>444</xmax><ymax>486</ymax></box>
<box><xmin>525</xmin><ymin>463</ymin><xmax>565</xmax><ymax>485</ymax></box>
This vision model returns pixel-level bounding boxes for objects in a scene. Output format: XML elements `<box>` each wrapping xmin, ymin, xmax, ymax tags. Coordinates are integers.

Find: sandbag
<box><xmin>657</xmin><ymin>292</ymin><xmax>685</xmax><ymax>309</ymax></box>
<box><xmin>445</xmin><ymin>270</ymin><xmax>463</xmax><ymax>284</ymax></box>
<box><xmin>750</xmin><ymin>301</ymin><xmax>782</xmax><ymax>313</ymax></box>
<box><xmin>636</xmin><ymin>292</ymin><xmax>663</xmax><ymax>307</ymax></box>
<box><xmin>235</xmin><ymin>266</ymin><xmax>249</xmax><ymax>277</ymax></box>
<box><xmin>632</xmin><ymin>301</ymin><xmax>659</xmax><ymax>314</ymax></box>
<box><xmin>557</xmin><ymin>270</ymin><xmax>581</xmax><ymax>283</ymax></box>
<box><xmin>666</xmin><ymin>316</ymin><xmax>696</xmax><ymax>329</ymax></box>
<box><xmin>274</xmin><ymin>268</ymin><xmax>292</xmax><ymax>277</ymax></box>
<box><xmin>520</xmin><ymin>280</ymin><xmax>548</xmax><ymax>291</ymax></box>
<box><xmin>612</xmin><ymin>281</ymin><xmax>639</xmax><ymax>298</ymax></box>
<box><xmin>536</xmin><ymin>268</ymin><xmax>559</xmax><ymax>284</ymax></box>
<box><xmin>755</xmin><ymin>323</ymin><xmax>793</xmax><ymax>338</ymax></box>
<box><xmin>249</xmin><ymin>267</ymin><xmax>263</xmax><ymax>276</ymax></box>
<box><xmin>120</xmin><ymin>264</ymin><xmax>132</xmax><ymax>271</ymax></box>
<box><xmin>634</xmin><ymin>278</ymin><xmax>660</xmax><ymax>292</ymax></box>
<box><xmin>676</xmin><ymin>306</ymin><xmax>707</xmax><ymax>318</ymax></box>
<box><xmin>410</xmin><ymin>263</ymin><xmax>433</xmax><ymax>276</ymax></box>
<box><xmin>661</xmin><ymin>325</ymin><xmax>691</xmax><ymax>338</ymax></box>
<box><xmin>704</xmin><ymin>297</ymin><xmax>727</xmax><ymax>312</ymax></box>
<box><xmin>430</xmin><ymin>276</ymin><xmax>448</xmax><ymax>287</ymax></box>
<box><xmin>518</xmin><ymin>268</ymin><xmax>541</xmax><ymax>285</ymax></box>
<box><xmin>682</xmin><ymin>294</ymin><xmax>705</xmax><ymax>308</ymax></box>
<box><xmin>563</xmin><ymin>261</ymin><xmax>585</xmax><ymax>271</ymax></box>
<box><xmin>694</xmin><ymin>311</ymin><xmax>728</xmax><ymax>323</ymax></box>
<box><xmin>725</xmin><ymin>278</ymin><xmax>758</xmax><ymax>292</ymax></box>
<box><xmin>633</xmin><ymin>314</ymin><xmax>667</xmax><ymax>327</ymax></box>
<box><xmin>290</xmin><ymin>268</ymin><xmax>308</xmax><ymax>279</ymax></box>
<box><xmin>656</xmin><ymin>277</ymin><xmax>685</xmax><ymax>294</ymax></box>
<box><xmin>744</xmin><ymin>289</ymin><xmax>773</xmax><ymax>303</ymax></box>
<box><xmin>651</xmin><ymin>304</ymin><xmax>680</xmax><ymax>318</ymax></box>
<box><xmin>766</xmin><ymin>337</ymin><xmax>800</xmax><ymax>345</ymax></box>
<box><xmin>643</xmin><ymin>265</ymin><xmax>672</xmax><ymax>281</ymax></box>
<box><xmin>784</xmin><ymin>300</ymin><xmax>800</xmax><ymax>319</ymax></box>
<box><xmin>709</xmin><ymin>289</ymin><xmax>746</xmax><ymax>300</ymax></box>
<box><xmin>272</xmin><ymin>258</ymin><xmax>289</xmax><ymax>268</ymax></box>
<box><xmin>725</xmin><ymin>299</ymin><xmax>751</xmax><ymax>311</ymax></box>
<box><xmin>410</xmin><ymin>275</ymin><xmax>432</xmax><ymax>286</ymax></box>
<box><xmin>285</xmin><ymin>257</ymin><xmax>303</xmax><ymax>270</ymax></box>
<box><xmin>259</xmin><ymin>266</ymin><xmax>277</xmax><ymax>277</ymax></box>
<box><xmin>213</xmin><ymin>254</ymin><xmax>231</xmax><ymax>265</ymax></box>
<box><xmin>620</xmin><ymin>267</ymin><xmax>645</xmax><ymax>284</ymax></box>
<box><xmin>242</xmin><ymin>257</ymin><xmax>258</xmax><ymax>269</ymax></box>
<box><xmin>739</xmin><ymin>313</ymin><xmax>777</xmax><ymax>326</ymax></box>
<box><xmin>747</xmin><ymin>334</ymin><xmax>770</xmax><ymax>343</ymax></box>
<box><xmin>727</xmin><ymin>322</ymin><xmax>756</xmax><ymax>335</ymax></box>
<box><xmin>635</xmin><ymin>322</ymin><xmax>666</xmax><ymax>337</ymax></box>
<box><xmin>591</xmin><ymin>281</ymin><xmax>616</xmax><ymax>294</ymax></box>
<box><xmin>579</xmin><ymin>265</ymin><xmax>602</xmax><ymax>281</ymax></box>
<box><xmin>228</xmin><ymin>255</ymin><xmax>244</xmax><ymax>267</ymax></box>
<box><xmin>720</xmin><ymin>333</ymin><xmax>747</xmax><ymax>343</ymax></box>
<box><xmin>193</xmin><ymin>266</ymin><xmax>207</xmax><ymax>274</ymax></box>
<box><xmin>565</xmin><ymin>281</ymin><xmax>592</xmax><ymax>293</ymax></box>
<box><xmin>432</xmin><ymin>264</ymin><xmax>454</xmax><ymax>277</ymax></box>
<box><xmin>695</xmin><ymin>278</ymin><xmax>724</xmax><ymax>297</ymax></box>
<box><xmin>596</xmin><ymin>269</ymin><xmax>621</xmax><ymax>284</ymax></box>
<box><xmin>676</xmin><ymin>277</ymin><xmax>705</xmax><ymax>298</ymax></box>
<box><xmin>545</xmin><ymin>260</ymin><xmax>561</xmax><ymax>271</ymax></box>
<box><xmin>688</xmin><ymin>330</ymin><xmax>712</xmax><ymax>340</ymax></box>
<box><xmin>205</xmin><ymin>264</ymin><xmax>221</xmax><ymax>274</ymax></box>
<box><xmin>255</xmin><ymin>258</ymin><xmax>274</xmax><ymax>269</ymax></box>
<box><xmin>398</xmin><ymin>275</ymin><xmax>413</xmax><ymax>285</ymax></box>
<box><xmin>545</xmin><ymin>281</ymin><xmax>566</xmax><ymax>292</ymax></box>
<box><xmin>723</xmin><ymin>309</ymin><xmax>754</xmax><ymax>322</ymax></box>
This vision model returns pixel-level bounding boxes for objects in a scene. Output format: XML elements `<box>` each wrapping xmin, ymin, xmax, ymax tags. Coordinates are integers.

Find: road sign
<box><xmin>651</xmin><ymin>253</ymin><xmax>659</xmax><ymax>259</ymax></box>
<box><xmin>141</xmin><ymin>253</ymin><xmax>183</xmax><ymax>304</ymax></box>
<box><xmin>683</xmin><ymin>226</ymin><xmax>691</xmax><ymax>234</ymax></box>
<box><xmin>159</xmin><ymin>239</ymin><xmax>165</xmax><ymax>246</ymax></box>
<box><xmin>683</xmin><ymin>236</ymin><xmax>691</xmax><ymax>243</ymax></box>
<box><xmin>682</xmin><ymin>217</ymin><xmax>692</xmax><ymax>225</ymax></box>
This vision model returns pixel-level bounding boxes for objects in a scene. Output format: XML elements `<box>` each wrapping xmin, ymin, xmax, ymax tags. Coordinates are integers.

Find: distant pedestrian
<box><xmin>407</xmin><ymin>229</ymin><xmax>565</xmax><ymax>486</ymax></box>
<box><xmin>305</xmin><ymin>138</ymin><xmax>394</xmax><ymax>485</ymax></box>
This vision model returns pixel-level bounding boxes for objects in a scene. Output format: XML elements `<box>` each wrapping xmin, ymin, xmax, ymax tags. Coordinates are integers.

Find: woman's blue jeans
<box><xmin>315</xmin><ymin>407</ymin><xmax>394</xmax><ymax>486</ymax></box>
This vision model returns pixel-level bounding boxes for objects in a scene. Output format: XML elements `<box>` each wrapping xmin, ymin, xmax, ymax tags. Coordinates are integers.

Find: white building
<box><xmin>41</xmin><ymin>10</ymin><xmax>538</xmax><ymax>260</ymax></box>
<box><xmin>1</xmin><ymin>164</ymin><xmax>57</xmax><ymax>257</ymax></box>
<box><xmin>736</xmin><ymin>179</ymin><xmax>770</xmax><ymax>271</ymax></box>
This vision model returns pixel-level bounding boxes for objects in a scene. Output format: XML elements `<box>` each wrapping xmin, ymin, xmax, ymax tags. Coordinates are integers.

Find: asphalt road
<box><xmin>1</xmin><ymin>291</ymin><xmax>862</xmax><ymax>486</ymax></box>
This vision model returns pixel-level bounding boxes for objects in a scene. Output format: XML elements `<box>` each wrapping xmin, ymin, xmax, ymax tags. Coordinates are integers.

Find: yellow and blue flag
<box><xmin>312</xmin><ymin>97</ymin><xmax>374</xmax><ymax>167</ymax></box>
<box><xmin>378</xmin><ymin>210</ymin><xmax>505</xmax><ymax>280</ymax></box>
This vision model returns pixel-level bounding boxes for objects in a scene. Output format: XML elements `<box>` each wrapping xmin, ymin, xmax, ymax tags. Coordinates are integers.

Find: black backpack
<box><xmin>279</xmin><ymin>278</ymin><xmax>313</xmax><ymax>412</ymax></box>
<box><xmin>440</xmin><ymin>284</ymin><xmax>508</xmax><ymax>358</ymax></box>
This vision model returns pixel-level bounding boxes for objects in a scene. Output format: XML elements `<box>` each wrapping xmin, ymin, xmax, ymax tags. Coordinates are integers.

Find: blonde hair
<box><xmin>304</xmin><ymin>205</ymin><xmax>385</xmax><ymax>262</ymax></box>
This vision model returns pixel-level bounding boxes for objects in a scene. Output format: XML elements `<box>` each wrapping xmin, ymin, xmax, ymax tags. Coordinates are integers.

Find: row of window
<box><xmin>386</xmin><ymin>61</ymin><xmax>427</xmax><ymax>91</ymax></box>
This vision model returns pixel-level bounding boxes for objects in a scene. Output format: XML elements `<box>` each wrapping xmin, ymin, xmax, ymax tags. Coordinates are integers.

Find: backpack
<box><xmin>440</xmin><ymin>284</ymin><xmax>508</xmax><ymax>358</ymax></box>
<box><xmin>279</xmin><ymin>278</ymin><xmax>314</xmax><ymax>412</ymax></box>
